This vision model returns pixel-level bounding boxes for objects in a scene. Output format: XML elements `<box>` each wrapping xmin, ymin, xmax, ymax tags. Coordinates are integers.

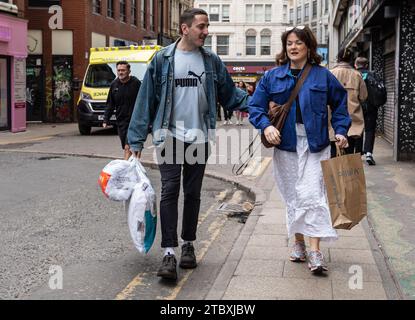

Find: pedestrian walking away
<box><xmin>235</xmin><ymin>81</ymin><xmax>248</xmax><ymax>125</ymax></box>
<box><xmin>330</xmin><ymin>49</ymin><xmax>368</xmax><ymax>157</ymax></box>
<box><xmin>249</xmin><ymin>26</ymin><xmax>351</xmax><ymax>274</ymax></box>
<box><xmin>103</xmin><ymin>61</ymin><xmax>141</xmax><ymax>160</ymax></box>
<box><xmin>127</xmin><ymin>8</ymin><xmax>250</xmax><ymax>281</ymax></box>
<box><xmin>355</xmin><ymin>56</ymin><xmax>386</xmax><ymax>165</ymax></box>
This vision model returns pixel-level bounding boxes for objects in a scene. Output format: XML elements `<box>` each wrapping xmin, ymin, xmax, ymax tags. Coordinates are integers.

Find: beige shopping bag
<box><xmin>321</xmin><ymin>147</ymin><xmax>367</xmax><ymax>230</ymax></box>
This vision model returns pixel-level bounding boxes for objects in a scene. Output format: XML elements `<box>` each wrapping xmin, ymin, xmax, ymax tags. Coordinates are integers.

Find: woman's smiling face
<box><xmin>286</xmin><ymin>32</ymin><xmax>308</xmax><ymax>64</ymax></box>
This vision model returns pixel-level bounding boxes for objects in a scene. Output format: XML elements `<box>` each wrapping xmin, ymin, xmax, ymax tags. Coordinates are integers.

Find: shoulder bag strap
<box><xmin>283</xmin><ymin>63</ymin><xmax>312</xmax><ymax>111</ymax></box>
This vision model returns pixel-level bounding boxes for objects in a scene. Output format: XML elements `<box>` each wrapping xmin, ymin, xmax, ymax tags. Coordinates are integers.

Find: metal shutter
<box><xmin>383</xmin><ymin>53</ymin><xmax>395</xmax><ymax>144</ymax></box>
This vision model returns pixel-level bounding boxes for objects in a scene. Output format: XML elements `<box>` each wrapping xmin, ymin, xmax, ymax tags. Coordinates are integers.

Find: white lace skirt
<box><xmin>272</xmin><ymin>124</ymin><xmax>338</xmax><ymax>241</ymax></box>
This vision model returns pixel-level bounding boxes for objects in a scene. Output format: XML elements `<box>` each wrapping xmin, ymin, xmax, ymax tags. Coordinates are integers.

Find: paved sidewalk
<box><xmin>0</xmin><ymin>123</ymin><xmax>403</xmax><ymax>299</ymax></box>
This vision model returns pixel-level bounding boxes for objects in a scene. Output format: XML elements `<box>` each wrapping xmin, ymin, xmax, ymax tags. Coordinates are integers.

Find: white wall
<box><xmin>194</xmin><ymin>0</ymin><xmax>287</xmax><ymax>63</ymax></box>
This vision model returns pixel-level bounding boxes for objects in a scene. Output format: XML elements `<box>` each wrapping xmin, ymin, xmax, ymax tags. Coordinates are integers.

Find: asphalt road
<box><xmin>0</xmin><ymin>151</ymin><xmax>245</xmax><ymax>300</ymax></box>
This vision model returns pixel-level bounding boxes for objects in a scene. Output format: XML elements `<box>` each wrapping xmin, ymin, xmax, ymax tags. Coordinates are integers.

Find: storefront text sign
<box><xmin>14</xmin><ymin>58</ymin><xmax>26</xmax><ymax>107</ymax></box>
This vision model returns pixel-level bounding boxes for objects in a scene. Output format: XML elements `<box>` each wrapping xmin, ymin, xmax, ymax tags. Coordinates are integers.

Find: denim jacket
<box><xmin>248</xmin><ymin>63</ymin><xmax>351</xmax><ymax>153</ymax></box>
<box><xmin>128</xmin><ymin>39</ymin><xmax>249</xmax><ymax>152</ymax></box>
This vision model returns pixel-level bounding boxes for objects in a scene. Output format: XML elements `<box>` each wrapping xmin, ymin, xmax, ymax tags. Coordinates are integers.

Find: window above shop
<box><xmin>0</xmin><ymin>0</ymin><xmax>17</xmax><ymax>14</ymax></box>
<box><xmin>246</xmin><ymin>4</ymin><xmax>272</xmax><ymax>23</ymax></box>
<box><xmin>92</xmin><ymin>0</ymin><xmax>101</xmax><ymax>15</ymax></box>
<box><xmin>28</xmin><ymin>0</ymin><xmax>60</xmax><ymax>8</ymax></box>
<box><xmin>198</xmin><ymin>4</ymin><xmax>231</xmax><ymax>23</ymax></box>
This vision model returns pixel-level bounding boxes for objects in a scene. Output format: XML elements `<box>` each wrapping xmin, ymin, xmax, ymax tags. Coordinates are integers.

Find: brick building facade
<box><xmin>26</xmin><ymin>0</ymin><xmax>183</xmax><ymax>124</ymax></box>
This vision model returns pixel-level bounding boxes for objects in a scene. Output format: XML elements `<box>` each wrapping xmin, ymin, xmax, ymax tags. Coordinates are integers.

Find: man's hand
<box><xmin>269</xmin><ymin>100</ymin><xmax>277</xmax><ymax>109</ymax></box>
<box><xmin>264</xmin><ymin>125</ymin><xmax>281</xmax><ymax>146</ymax></box>
<box><xmin>102</xmin><ymin>122</ymin><xmax>108</xmax><ymax>128</ymax></box>
<box><xmin>335</xmin><ymin>134</ymin><xmax>349</xmax><ymax>148</ymax></box>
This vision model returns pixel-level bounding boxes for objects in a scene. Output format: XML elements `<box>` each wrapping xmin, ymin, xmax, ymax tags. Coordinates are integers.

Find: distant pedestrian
<box><xmin>103</xmin><ymin>61</ymin><xmax>141</xmax><ymax>160</ymax></box>
<box><xmin>235</xmin><ymin>81</ymin><xmax>248</xmax><ymax>125</ymax></box>
<box><xmin>127</xmin><ymin>8</ymin><xmax>249</xmax><ymax>281</ymax></box>
<box><xmin>330</xmin><ymin>49</ymin><xmax>367</xmax><ymax>156</ymax></box>
<box><xmin>355</xmin><ymin>56</ymin><xmax>386</xmax><ymax>165</ymax></box>
<box><xmin>246</xmin><ymin>82</ymin><xmax>256</xmax><ymax>96</ymax></box>
<box><xmin>249</xmin><ymin>26</ymin><xmax>350</xmax><ymax>274</ymax></box>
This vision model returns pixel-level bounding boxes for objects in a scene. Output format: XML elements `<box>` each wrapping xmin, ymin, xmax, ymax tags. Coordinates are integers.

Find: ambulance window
<box><xmin>84</xmin><ymin>64</ymin><xmax>116</xmax><ymax>88</ymax></box>
<box><xmin>129</xmin><ymin>62</ymin><xmax>147</xmax><ymax>81</ymax></box>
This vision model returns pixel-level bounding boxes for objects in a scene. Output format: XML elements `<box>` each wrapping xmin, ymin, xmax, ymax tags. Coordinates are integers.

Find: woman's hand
<box><xmin>335</xmin><ymin>134</ymin><xmax>349</xmax><ymax>148</ymax></box>
<box><xmin>264</xmin><ymin>126</ymin><xmax>281</xmax><ymax>146</ymax></box>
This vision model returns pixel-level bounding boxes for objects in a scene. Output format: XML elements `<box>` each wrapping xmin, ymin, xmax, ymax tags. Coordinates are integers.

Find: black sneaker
<box><xmin>157</xmin><ymin>254</ymin><xmax>177</xmax><ymax>280</ymax></box>
<box><xmin>366</xmin><ymin>155</ymin><xmax>376</xmax><ymax>165</ymax></box>
<box><xmin>179</xmin><ymin>243</ymin><xmax>197</xmax><ymax>269</ymax></box>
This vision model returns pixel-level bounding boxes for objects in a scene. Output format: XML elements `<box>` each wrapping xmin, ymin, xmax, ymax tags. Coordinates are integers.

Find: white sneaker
<box><xmin>223</xmin><ymin>120</ymin><xmax>228</xmax><ymax>125</ymax></box>
<box><xmin>228</xmin><ymin>120</ymin><xmax>233</xmax><ymax>125</ymax></box>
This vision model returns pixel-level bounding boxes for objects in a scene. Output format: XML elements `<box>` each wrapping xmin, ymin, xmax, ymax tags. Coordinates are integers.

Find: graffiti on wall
<box><xmin>52</xmin><ymin>56</ymin><xmax>73</xmax><ymax>122</ymax></box>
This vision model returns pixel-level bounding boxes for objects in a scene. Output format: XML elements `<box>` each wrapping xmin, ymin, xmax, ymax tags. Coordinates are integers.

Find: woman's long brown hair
<box><xmin>275</xmin><ymin>26</ymin><xmax>322</xmax><ymax>66</ymax></box>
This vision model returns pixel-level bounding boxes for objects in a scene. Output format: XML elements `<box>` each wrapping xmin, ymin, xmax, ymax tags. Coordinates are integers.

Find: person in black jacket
<box><xmin>103</xmin><ymin>61</ymin><xmax>141</xmax><ymax>159</ymax></box>
<box><xmin>355</xmin><ymin>57</ymin><xmax>378</xmax><ymax>165</ymax></box>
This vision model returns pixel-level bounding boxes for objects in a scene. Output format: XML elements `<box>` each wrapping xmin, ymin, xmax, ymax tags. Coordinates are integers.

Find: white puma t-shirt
<box><xmin>169</xmin><ymin>48</ymin><xmax>209</xmax><ymax>143</ymax></box>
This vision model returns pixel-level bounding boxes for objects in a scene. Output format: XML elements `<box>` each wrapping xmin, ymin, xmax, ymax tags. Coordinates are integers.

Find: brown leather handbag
<box><xmin>261</xmin><ymin>63</ymin><xmax>312</xmax><ymax>148</ymax></box>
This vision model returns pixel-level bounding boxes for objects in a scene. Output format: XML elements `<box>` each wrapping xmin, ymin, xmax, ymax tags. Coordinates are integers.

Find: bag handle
<box><xmin>282</xmin><ymin>63</ymin><xmax>312</xmax><ymax>112</ymax></box>
<box><xmin>335</xmin><ymin>144</ymin><xmax>346</xmax><ymax>157</ymax></box>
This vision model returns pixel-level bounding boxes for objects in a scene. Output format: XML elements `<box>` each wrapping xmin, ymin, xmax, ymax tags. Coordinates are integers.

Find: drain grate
<box><xmin>38</xmin><ymin>156</ymin><xmax>65</xmax><ymax>161</ymax></box>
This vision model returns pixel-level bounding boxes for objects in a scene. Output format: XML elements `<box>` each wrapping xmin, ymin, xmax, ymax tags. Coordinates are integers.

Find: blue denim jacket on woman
<box><xmin>248</xmin><ymin>63</ymin><xmax>351</xmax><ymax>153</ymax></box>
<box><xmin>127</xmin><ymin>39</ymin><xmax>249</xmax><ymax>152</ymax></box>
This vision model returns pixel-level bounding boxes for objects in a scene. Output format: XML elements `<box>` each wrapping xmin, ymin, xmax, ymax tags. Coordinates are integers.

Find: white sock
<box><xmin>366</xmin><ymin>152</ymin><xmax>372</xmax><ymax>156</ymax></box>
<box><xmin>164</xmin><ymin>247</ymin><xmax>175</xmax><ymax>256</ymax></box>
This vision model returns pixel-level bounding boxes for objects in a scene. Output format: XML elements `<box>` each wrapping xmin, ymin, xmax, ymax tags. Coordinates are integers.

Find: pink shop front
<box><xmin>0</xmin><ymin>13</ymin><xmax>28</xmax><ymax>132</ymax></box>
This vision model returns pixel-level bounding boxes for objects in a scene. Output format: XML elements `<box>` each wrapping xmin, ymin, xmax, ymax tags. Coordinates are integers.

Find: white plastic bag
<box><xmin>126</xmin><ymin>158</ymin><xmax>157</xmax><ymax>253</ymax></box>
<box><xmin>98</xmin><ymin>159</ymin><xmax>138</xmax><ymax>201</ymax></box>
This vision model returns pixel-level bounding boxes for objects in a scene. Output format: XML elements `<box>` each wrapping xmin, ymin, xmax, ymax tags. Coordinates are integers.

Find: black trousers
<box><xmin>116</xmin><ymin>122</ymin><xmax>129</xmax><ymax>149</ymax></box>
<box><xmin>156</xmin><ymin>137</ymin><xmax>210</xmax><ymax>248</ymax></box>
<box><xmin>363</xmin><ymin>108</ymin><xmax>378</xmax><ymax>154</ymax></box>
<box><xmin>222</xmin><ymin>106</ymin><xmax>233</xmax><ymax>121</ymax></box>
<box><xmin>345</xmin><ymin>136</ymin><xmax>363</xmax><ymax>155</ymax></box>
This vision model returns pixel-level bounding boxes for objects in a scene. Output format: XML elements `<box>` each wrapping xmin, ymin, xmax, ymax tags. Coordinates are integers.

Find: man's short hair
<box><xmin>355</xmin><ymin>57</ymin><xmax>369</xmax><ymax>69</ymax></box>
<box><xmin>116</xmin><ymin>61</ymin><xmax>130</xmax><ymax>70</ymax></box>
<box><xmin>179</xmin><ymin>8</ymin><xmax>208</xmax><ymax>35</ymax></box>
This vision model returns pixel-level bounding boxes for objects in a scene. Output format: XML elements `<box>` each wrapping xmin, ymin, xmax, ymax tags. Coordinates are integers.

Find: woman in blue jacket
<box><xmin>249</xmin><ymin>26</ymin><xmax>351</xmax><ymax>274</ymax></box>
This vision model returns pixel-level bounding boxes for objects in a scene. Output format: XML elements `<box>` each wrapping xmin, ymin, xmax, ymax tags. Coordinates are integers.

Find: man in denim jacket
<box><xmin>128</xmin><ymin>8</ymin><xmax>249</xmax><ymax>281</ymax></box>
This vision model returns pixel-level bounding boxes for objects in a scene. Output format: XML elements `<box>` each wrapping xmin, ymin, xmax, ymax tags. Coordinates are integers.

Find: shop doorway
<box><xmin>52</xmin><ymin>56</ymin><xmax>73</xmax><ymax>122</ymax></box>
<box><xmin>0</xmin><ymin>56</ymin><xmax>11</xmax><ymax>130</ymax></box>
<box><xmin>26</xmin><ymin>56</ymin><xmax>44</xmax><ymax>122</ymax></box>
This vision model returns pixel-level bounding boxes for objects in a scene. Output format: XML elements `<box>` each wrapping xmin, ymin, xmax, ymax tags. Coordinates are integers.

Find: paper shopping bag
<box><xmin>321</xmin><ymin>151</ymin><xmax>367</xmax><ymax>230</ymax></box>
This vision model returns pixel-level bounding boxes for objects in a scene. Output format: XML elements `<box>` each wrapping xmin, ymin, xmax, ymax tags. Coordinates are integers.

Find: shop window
<box><xmin>245</xmin><ymin>29</ymin><xmax>257</xmax><ymax>56</ymax></box>
<box><xmin>304</xmin><ymin>3</ymin><xmax>310</xmax><ymax>22</ymax></box>
<box><xmin>312</xmin><ymin>1</ymin><xmax>317</xmax><ymax>19</ymax></box>
<box><xmin>265</xmin><ymin>4</ymin><xmax>272</xmax><ymax>22</ymax></box>
<box><xmin>92</xmin><ymin>0</ymin><xmax>101</xmax><ymax>14</ymax></box>
<box><xmin>120</xmin><ymin>0</ymin><xmax>126</xmax><ymax>22</ymax></box>
<box><xmin>217</xmin><ymin>35</ymin><xmax>229</xmax><ymax>56</ymax></box>
<box><xmin>131</xmin><ymin>0</ymin><xmax>137</xmax><ymax>26</ymax></box>
<box><xmin>209</xmin><ymin>5</ymin><xmax>220</xmax><ymax>22</ymax></box>
<box><xmin>222</xmin><ymin>5</ymin><xmax>230</xmax><ymax>22</ymax></box>
<box><xmin>141</xmin><ymin>0</ymin><xmax>147</xmax><ymax>28</ymax></box>
<box><xmin>204</xmin><ymin>35</ymin><xmax>212</xmax><ymax>51</ymax></box>
<box><xmin>260</xmin><ymin>29</ymin><xmax>271</xmax><ymax>56</ymax></box>
<box><xmin>107</xmin><ymin>0</ymin><xmax>114</xmax><ymax>18</ymax></box>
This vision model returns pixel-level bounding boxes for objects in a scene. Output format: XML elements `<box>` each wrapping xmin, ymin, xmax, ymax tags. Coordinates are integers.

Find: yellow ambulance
<box><xmin>77</xmin><ymin>45</ymin><xmax>162</xmax><ymax>135</ymax></box>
